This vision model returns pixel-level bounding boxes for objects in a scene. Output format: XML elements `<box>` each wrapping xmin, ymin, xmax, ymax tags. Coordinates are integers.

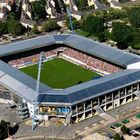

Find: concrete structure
<box><xmin>0</xmin><ymin>0</ymin><xmax>14</xmax><ymax>19</ymax></box>
<box><xmin>0</xmin><ymin>34</ymin><xmax>140</xmax><ymax>125</ymax></box>
<box><xmin>0</xmin><ymin>0</ymin><xmax>7</xmax><ymax>8</ymax></box>
<box><xmin>109</xmin><ymin>0</ymin><xmax>121</xmax><ymax>9</ymax></box>
<box><xmin>82</xmin><ymin>132</ymin><xmax>113</xmax><ymax>140</ymax></box>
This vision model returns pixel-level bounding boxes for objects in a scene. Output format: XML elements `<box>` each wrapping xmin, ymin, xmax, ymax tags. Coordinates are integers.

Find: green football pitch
<box><xmin>20</xmin><ymin>58</ymin><xmax>100</xmax><ymax>88</ymax></box>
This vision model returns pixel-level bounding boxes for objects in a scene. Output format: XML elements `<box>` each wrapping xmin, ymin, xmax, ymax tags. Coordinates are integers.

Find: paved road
<box><xmin>0</xmin><ymin>103</ymin><xmax>21</xmax><ymax>123</ymax></box>
<box><xmin>1</xmin><ymin>99</ymin><xmax>140</xmax><ymax>139</ymax></box>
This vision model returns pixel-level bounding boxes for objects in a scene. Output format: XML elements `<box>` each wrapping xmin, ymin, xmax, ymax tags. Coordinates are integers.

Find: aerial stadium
<box><xmin>0</xmin><ymin>34</ymin><xmax>140</xmax><ymax>126</ymax></box>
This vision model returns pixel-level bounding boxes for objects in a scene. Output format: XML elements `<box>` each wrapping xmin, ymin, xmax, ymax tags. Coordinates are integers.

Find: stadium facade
<box><xmin>0</xmin><ymin>34</ymin><xmax>140</xmax><ymax>124</ymax></box>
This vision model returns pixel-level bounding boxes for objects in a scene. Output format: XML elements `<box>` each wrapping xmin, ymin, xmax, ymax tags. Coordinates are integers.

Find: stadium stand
<box><xmin>0</xmin><ymin>34</ymin><xmax>140</xmax><ymax>124</ymax></box>
<box><xmin>7</xmin><ymin>47</ymin><xmax>121</xmax><ymax>74</ymax></box>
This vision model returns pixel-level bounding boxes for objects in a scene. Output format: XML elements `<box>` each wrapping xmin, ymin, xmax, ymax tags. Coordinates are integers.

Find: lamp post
<box><xmin>66</xmin><ymin>6</ymin><xmax>74</xmax><ymax>33</ymax></box>
<box><xmin>32</xmin><ymin>52</ymin><xmax>45</xmax><ymax>131</ymax></box>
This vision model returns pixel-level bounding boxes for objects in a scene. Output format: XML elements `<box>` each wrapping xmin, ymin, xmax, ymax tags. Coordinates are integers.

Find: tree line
<box><xmin>0</xmin><ymin>13</ymin><xmax>25</xmax><ymax>36</ymax></box>
<box><xmin>66</xmin><ymin>5</ymin><xmax>140</xmax><ymax>50</ymax></box>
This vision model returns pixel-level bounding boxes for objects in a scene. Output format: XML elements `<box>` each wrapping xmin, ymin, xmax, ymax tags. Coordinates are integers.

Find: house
<box><xmin>0</xmin><ymin>0</ymin><xmax>15</xmax><ymax>19</ymax></box>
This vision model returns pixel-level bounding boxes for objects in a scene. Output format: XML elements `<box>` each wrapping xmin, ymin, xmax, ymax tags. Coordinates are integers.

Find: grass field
<box><xmin>20</xmin><ymin>58</ymin><xmax>100</xmax><ymax>89</ymax></box>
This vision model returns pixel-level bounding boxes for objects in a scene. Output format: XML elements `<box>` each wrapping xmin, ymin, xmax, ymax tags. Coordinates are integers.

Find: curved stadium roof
<box><xmin>0</xmin><ymin>34</ymin><xmax>140</xmax><ymax>105</ymax></box>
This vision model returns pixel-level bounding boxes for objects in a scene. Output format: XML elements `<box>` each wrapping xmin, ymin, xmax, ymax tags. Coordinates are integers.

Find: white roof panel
<box><xmin>0</xmin><ymin>74</ymin><xmax>36</xmax><ymax>102</ymax></box>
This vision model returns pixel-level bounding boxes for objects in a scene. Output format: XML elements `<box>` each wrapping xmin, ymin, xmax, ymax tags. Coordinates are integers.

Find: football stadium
<box><xmin>0</xmin><ymin>34</ymin><xmax>140</xmax><ymax>125</ymax></box>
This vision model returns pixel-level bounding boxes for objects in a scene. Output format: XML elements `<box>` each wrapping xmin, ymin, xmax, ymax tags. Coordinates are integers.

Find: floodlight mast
<box><xmin>32</xmin><ymin>52</ymin><xmax>45</xmax><ymax>131</ymax></box>
<box><xmin>66</xmin><ymin>6</ymin><xmax>74</xmax><ymax>33</ymax></box>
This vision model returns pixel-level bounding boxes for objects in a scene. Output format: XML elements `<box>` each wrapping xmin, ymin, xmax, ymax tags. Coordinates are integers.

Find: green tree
<box><xmin>119</xmin><ymin>0</ymin><xmax>130</xmax><ymax>3</ymax></box>
<box><xmin>7</xmin><ymin>20</ymin><xmax>15</xmax><ymax>33</ymax></box>
<box><xmin>114</xmin><ymin>133</ymin><xmax>121</xmax><ymax>140</ymax></box>
<box><xmin>83</xmin><ymin>14</ymin><xmax>104</xmax><ymax>35</ymax></box>
<box><xmin>132</xmin><ymin>29</ymin><xmax>140</xmax><ymax>50</ymax></box>
<box><xmin>43</xmin><ymin>20</ymin><xmax>60</xmax><ymax>32</ymax></box>
<box><xmin>98</xmin><ymin>32</ymin><xmax>107</xmax><ymax>42</ymax></box>
<box><xmin>121</xmin><ymin>125</ymin><xmax>130</xmax><ymax>135</ymax></box>
<box><xmin>7</xmin><ymin>12</ymin><xmax>17</xmax><ymax>21</ymax></box>
<box><xmin>0</xmin><ymin>120</ymin><xmax>9</xmax><ymax>140</ymax></box>
<box><xmin>106</xmin><ymin>8</ymin><xmax>127</xmax><ymax>21</ymax></box>
<box><xmin>104</xmin><ymin>29</ymin><xmax>112</xmax><ymax>40</ymax></box>
<box><xmin>8</xmin><ymin>20</ymin><xmax>24</xmax><ymax>36</ymax></box>
<box><xmin>54</xmin><ymin>0</ymin><xmax>66</xmax><ymax>13</ymax></box>
<box><xmin>86</xmin><ymin>5</ymin><xmax>95</xmax><ymax>10</ymax></box>
<box><xmin>127</xmin><ymin>6</ymin><xmax>140</xmax><ymax>28</ymax></box>
<box><xmin>65</xmin><ymin>16</ymin><xmax>80</xmax><ymax>30</ymax></box>
<box><xmin>0</xmin><ymin>21</ymin><xmax>8</xmax><ymax>35</ymax></box>
<box><xmin>31</xmin><ymin>25</ymin><xmax>40</xmax><ymax>34</ymax></box>
<box><xmin>111</xmin><ymin>22</ymin><xmax>133</xmax><ymax>49</ymax></box>
<box><xmin>31</xmin><ymin>0</ymin><xmax>47</xmax><ymax>20</ymax></box>
<box><xmin>75</xmin><ymin>0</ymin><xmax>87</xmax><ymax>11</ymax></box>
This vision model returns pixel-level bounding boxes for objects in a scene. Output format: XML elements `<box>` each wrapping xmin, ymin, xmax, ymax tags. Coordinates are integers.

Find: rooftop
<box><xmin>0</xmin><ymin>34</ymin><xmax>140</xmax><ymax>67</ymax></box>
<box><xmin>0</xmin><ymin>34</ymin><xmax>140</xmax><ymax>105</ymax></box>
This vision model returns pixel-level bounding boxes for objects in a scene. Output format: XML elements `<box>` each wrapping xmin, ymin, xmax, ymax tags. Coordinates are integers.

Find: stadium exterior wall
<box><xmin>1</xmin><ymin>80</ymin><xmax>139</xmax><ymax>124</ymax></box>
